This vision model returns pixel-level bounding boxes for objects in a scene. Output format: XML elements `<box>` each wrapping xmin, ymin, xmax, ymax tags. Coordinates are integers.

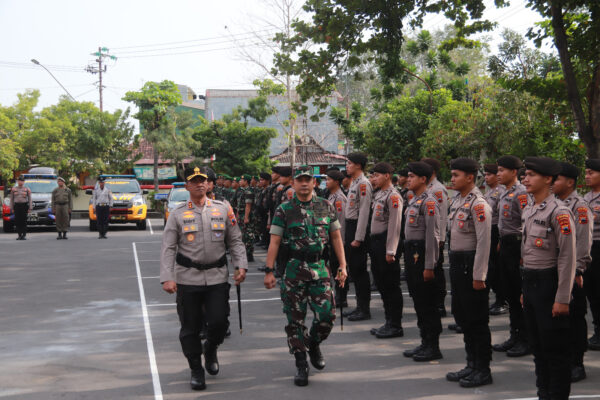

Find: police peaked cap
<box><xmin>451</xmin><ymin>158</ymin><xmax>479</xmax><ymax>174</ymax></box>
<box><xmin>347</xmin><ymin>152</ymin><xmax>368</xmax><ymax>169</ymax></box>
<box><xmin>421</xmin><ymin>158</ymin><xmax>441</xmax><ymax>174</ymax></box>
<box><xmin>483</xmin><ymin>164</ymin><xmax>498</xmax><ymax>174</ymax></box>
<box><xmin>326</xmin><ymin>169</ymin><xmax>344</xmax><ymax>182</ymax></box>
<box><xmin>407</xmin><ymin>162</ymin><xmax>433</xmax><ymax>180</ymax></box>
<box><xmin>184</xmin><ymin>166</ymin><xmax>209</xmax><ymax>181</ymax></box>
<box><xmin>524</xmin><ymin>157</ymin><xmax>561</xmax><ymax>177</ymax></box>
<box><xmin>585</xmin><ymin>159</ymin><xmax>600</xmax><ymax>172</ymax></box>
<box><xmin>97</xmin><ymin>176</ymin><xmax>105</xmax><ymax>182</ymax></box>
<box><xmin>259</xmin><ymin>172</ymin><xmax>271</xmax><ymax>181</ymax></box>
<box><xmin>372</xmin><ymin>162</ymin><xmax>394</xmax><ymax>174</ymax></box>
<box><xmin>558</xmin><ymin>162</ymin><xmax>579</xmax><ymax>180</ymax></box>
<box><xmin>497</xmin><ymin>155</ymin><xmax>522</xmax><ymax>170</ymax></box>
<box><xmin>398</xmin><ymin>168</ymin><xmax>409</xmax><ymax>177</ymax></box>
<box><xmin>17</xmin><ymin>175</ymin><xmax>25</xmax><ymax>181</ymax></box>
<box><xmin>278</xmin><ymin>166</ymin><xmax>292</xmax><ymax>177</ymax></box>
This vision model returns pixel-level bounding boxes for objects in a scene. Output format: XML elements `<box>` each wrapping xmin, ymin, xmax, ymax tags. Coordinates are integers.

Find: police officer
<box><xmin>446</xmin><ymin>158</ymin><xmax>493</xmax><ymax>388</ymax></box>
<box><xmin>239</xmin><ymin>174</ymin><xmax>256</xmax><ymax>262</ymax></box>
<box><xmin>422</xmin><ymin>158</ymin><xmax>449</xmax><ymax>317</ymax></box>
<box><xmin>554</xmin><ymin>162</ymin><xmax>592</xmax><ymax>382</ymax></box>
<box><xmin>326</xmin><ymin>169</ymin><xmax>348</xmax><ymax>307</ymax></box>
<box><xmin>402</xmin><ymin>162</ymin><xmax>443</xmax><ymax>361</ymax></box>
<box><xmin>343</xmin><ymin>152</ymin><xmax>373</xmax><ymax>321</ymax></box>
<box><xmin>263</xmin><ymin>166</ymin><xmax>347</xmax><ymax>387</ymax></box>
<box><xmin>52</xmin><ymin>177</ymin><xmax>72</xmax><ymax>239</ymax></box>
<box><xmin>368</xmin><ymin>162</ymin><xmax>404</xmax><ymax>338</ymax></box>
<box><xmin>255</xmin><ymin>172</ymin><xmax>272</xmax><ymax>247</ymax></box>
<box><xmin>584</xmin><ymin>159</ymin><xmax>600</xmax><ymax>350</ymax></box>
<box><xmin>493</xmin><ymin>155</ymin><xmax>531</xmax><ymax>357</ymax></box>
<box><xmin>521</xmin><ymin>157</ymin><xmax>576</xmax><ymax>399</ymax></box>
<box><xmin>160</xmin><ymin>165</ymin><xmax>247</xmax><ymax>391</ymax></box>
<box><xmin>483</xmin><ymin>164</ymin><xmax>507</xmax><ymax>315</ymax></box>
<box><xmin>10</xmin><ymin>175</ymin><xmax>32</xmax><ymax>240</ymax></box>
<box><xmin>92</xmin><ymin>176</ymin><xmax>113</xmax><ymax>239</ymax></box>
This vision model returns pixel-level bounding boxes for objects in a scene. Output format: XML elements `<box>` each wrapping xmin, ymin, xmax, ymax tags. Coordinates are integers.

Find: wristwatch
<box><xmin>264</xmin><ymin>266</ymin><xmax>274</xmax><ymax>274</ymax></box>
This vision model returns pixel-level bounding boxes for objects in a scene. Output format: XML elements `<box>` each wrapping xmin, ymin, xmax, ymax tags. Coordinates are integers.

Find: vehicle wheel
<box><xmin>3</xmin><ymin>220</ymin><xmax>14</xmax><ymax>233</ymax></box>
<box><xmin>136</xmin><ymin>219</ymin><xmax>147</xmax><ymax>230</ymax></box>
<box><xmin>89</xmin><ymin>219</ymin><xmax>97</xmax><ymax>231</ymax></box>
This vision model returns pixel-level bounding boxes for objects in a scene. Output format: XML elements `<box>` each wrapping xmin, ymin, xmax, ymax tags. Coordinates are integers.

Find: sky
<box><xmin>0</xmin><ymin>0</ymin><xmax>549</xmax><ymax>126</ymax></box>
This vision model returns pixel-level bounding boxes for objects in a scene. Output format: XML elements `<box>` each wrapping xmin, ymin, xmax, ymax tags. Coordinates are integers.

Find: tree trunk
<box><xmin>287</xmin><ymin>73</ymin><xmax>296</xmax><ymax>171</ymax></box>
<box><xmin>550</xmin><ymin>4</ymin><xmax>600</xmax><ymax>158</ymax></box>
<box><xmin>153</xmin><ymin>147</ymin><xmax>159</xmax><ymax>191</ymax></box>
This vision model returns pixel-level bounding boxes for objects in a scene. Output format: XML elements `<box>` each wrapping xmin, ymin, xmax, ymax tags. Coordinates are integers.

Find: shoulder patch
<box><xmin>360</xmin><ymin>183</ymin><xmax>367</xmax><ymax>196</ymax></box>
<box><xmin>335</xmin><ymin>200</ymin><xmax>343</xmax><ymax>212</ymax></box>
<box><xmin>474</xmin><ymin>203</ymin><xmax>486</xmax><ymax>222</ymax></box>
<box><xmin>556</xmin><ymin>213</ymin><xmax>571</xmax><ymax>235</ymax></box>
<box><xmin>426</xmin><ymin>200</ymin><xmax>436</xmax><ymax>216</ymax></box>
<box><xmin>517</xmin><ymin>194</ymin><xmax>528</xmax><ymax>209</ymax></box>
<box><xmin>407</xmin><ymin>193</ymin><xmax>414</xmax><ymax>201</ymax></box>
<box><xmin>227</xmin><ymin>206</ymin><xmax>237</xmax><ymax>226</ymax></box>
<box><xmin>391</xmin><ymin>194</ymin><xmax>400</xmax><ymax>209</ymax></box>
<box><xmin>187</xmin><ymin>201</ymin><xmax>193</xmax><ymax>209</ymax></box>
<box><xmin>287</xmin><ymin>189</ymin><xmax>294</xmax><ymax>200</ymax></box>
<box><xmin>435</xmin><ymin>191</ymin><xmax>443</xmax><ymax>203</ymax></box>
<box><xmin>577</xmin><ymin>207</ymin><xmax>589</xmax><ymax>225</ymax></box>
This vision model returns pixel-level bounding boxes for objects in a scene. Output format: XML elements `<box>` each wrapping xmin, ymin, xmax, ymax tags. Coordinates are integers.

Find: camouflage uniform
<box><xmin>270</xmin><ymin>194</ymin><xmax>341</xmax><ymax>354</ymax></box>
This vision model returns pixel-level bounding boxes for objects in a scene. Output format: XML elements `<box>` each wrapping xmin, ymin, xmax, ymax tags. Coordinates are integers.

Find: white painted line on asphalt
<box><xmin>132</xmin><ymin>242</ymin><xmax>163</xmax><ymax>400</ymax></box>
<box><xmin>135</xmin><ymin>241</ymin><xmax>162</xmax><ymax>244</ymax></box>
<box><xmin>143</xmin><ymin>276</ymin><xmax>160</xmax><ymax>279</ymax></box>
<box><xmin>147</xmin><ymin>297</ymin><xmax>282</xmax><ymax>307</ymax></box>
<box><xmin>148</xmin><ymin>219</ymin><xmax>154</xmax><ymax>235</ymax></box>
<box><xmin>505</xmin><ymin>396</ymin><xmax>600</xmax><ymax>400</ymax></box>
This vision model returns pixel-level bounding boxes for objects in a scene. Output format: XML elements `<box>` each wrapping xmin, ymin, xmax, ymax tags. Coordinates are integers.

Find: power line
<box><xmin>117</xmin><ymin>42</ymin><xmax>265</xmax><ymax>59</ymax></box>
<box><xmin>0</xmin><ymin>60</ymin><xmax>85</xmax><ymax>72</ymax></box>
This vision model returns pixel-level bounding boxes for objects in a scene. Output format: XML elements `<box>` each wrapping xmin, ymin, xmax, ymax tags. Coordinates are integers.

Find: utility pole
<box><xmin>86</xmin><ymin>47</ymin><xmax>116</xmax><ymax>111</ymax></box>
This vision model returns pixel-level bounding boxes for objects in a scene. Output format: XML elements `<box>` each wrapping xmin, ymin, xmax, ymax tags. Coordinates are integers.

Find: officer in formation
<box><xmin>9</xmin><ymin>175</ymin><xmax>32</xmax><ymax>240</ymax></box>
<box><xmin>160</xmin><ymin>166</ymin><xmax>247</xmax><ymax>391</ymax></box>
<box><xmin>92</xmin><ymin>176</ymin><xmax>113</xmax><ymax>239</ymax></box>
<box><xmin>583</xmin><ymin>159</ymin><xmax>600</xmax><ymax>351</ymax></box>
<box><xmin>326</xmin><ymin>168</ymin><xmax>348</xmax><ymax>307</ymax></box>
<box><xmin>255</xmin><ymin>172</ymin><xmax>272</xmax><ymax>247</ymax></box>
<box><xmin>234</xmin><ymin>175</ymin><xmax>255</xmax><ymax>262</ymax></box>
<box><xmin>263</xmin><ymin>166</ymin><xmax>347</xmax><ymax>386</ymax></box>
<box><xmin>51</xmin><ymin>177</ymin><xmax>72</xmax><ymax>239</ymax></box>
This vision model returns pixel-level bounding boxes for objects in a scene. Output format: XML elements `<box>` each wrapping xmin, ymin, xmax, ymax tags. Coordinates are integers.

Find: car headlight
<box><xmin>3</xmin><ymin>198</ymin><xmax>10</xmax><ymax>206</ymax></box>
<box><xmin>133</xmin><ymin>197</ymin><xmax>145</xmax><ymax>206</ymax></box>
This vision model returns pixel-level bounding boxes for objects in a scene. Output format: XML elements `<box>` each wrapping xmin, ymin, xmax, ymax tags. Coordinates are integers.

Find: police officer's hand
<box><xmin>350</xmin><ymin>240</ymin><xmax>362</xmax><ymax>248</ymax></box>
<box><xmin>473</xmin><ymin>280</ymin><xmax>486</xmax><ymax>290</ymax></box>
<box><xmin>552</xmin><ymin>302</ymin><xmax>569</xmax><ymax>317</ymax></box>
<box><xmin>264</xmin><ymin>272</ymin><xmax>277</xmax><ymax>289</ymax></box>
<box><xmin>386</xmin><ymin>255</ymin><xmax>395</xmax><ymax>264</ymax></box>
<box><xmin>336</xmin><ymin>267</ymin><xmax>348</xmax><ymax>288</ymax></box>
<box><xmin>234</xmin><ymin>268</ymin><xmax>246</xmax><ymax>285</ymax></box>
<box><xmin>244</xmin><ymin>217</ymin><xmax>249</xmax><ymax>224</ymax></box>
<box><xmin>423</xmin><ymin>269</ymin><xmax>434</xmax><ymax>282</ymax></box>
<box><xmin>162</xmin><ymin>280</ymin><xmax>177</xmax><ymax>294</ymax></box>
<box><xmin>575</xmin><ymin>275</ymin><xmax>583</xmax><ymax>288</ymax></box>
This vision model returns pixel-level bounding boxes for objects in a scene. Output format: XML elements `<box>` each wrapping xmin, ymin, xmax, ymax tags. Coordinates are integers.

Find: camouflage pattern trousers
<box><xmin>239</xmin><ymin>220</ymin><xmax>255</xmax><ymax>255</ymax></box>
<box><xmin>280</xmin><ymin>275</ymin><xmax>336</xmax><ymax>354</ymax></box>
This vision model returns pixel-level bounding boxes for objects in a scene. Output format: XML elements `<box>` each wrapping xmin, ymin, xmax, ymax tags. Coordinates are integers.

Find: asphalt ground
<box><xmin>1</xmin><ymin>219</ymin><xmax>599</xmax><ymax>400</ymax></box>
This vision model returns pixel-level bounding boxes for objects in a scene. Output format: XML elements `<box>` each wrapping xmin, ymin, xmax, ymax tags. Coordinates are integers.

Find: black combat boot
<box><xmin>343</xmin><ymin>307</ymin><xmax>359</xmax><ymax>318</ymax></box>
<box><xmin>489</xmin><ymin>301</ymin><xmax>508</xmax><ymax>315</ymax></box>
<box><xmin>307</xmin><ymin>341</ymin><xmax>325</xmax><ymax>370</ymax></box>
<box><xmin>589</xmin><ymin>324</ymin><xmax>600</xmax><ymax>350</ymax></box>
<box><xmin>403</xmin><ymin>341</ymin><xmax>424</xmax><ymax>358</ymax></box>
<box><xmin>294</xmin><ymin>352</ymin><xmax>309</xmax><ymax>386</ymax></box>
<box><xmin>203</xmin><ymin>341</ymin><xmax>219</xmax><ymax>376</ymax></box>
<box><xmin>370</xmin><ymin>321</ymin><xmax>389</xmax><ymax>335</ymax></box>
<box><xmin>57</xmin><ymin>232</ymin><xmax>62</xmax><ymax>240</ymax></box>
<box><xmin>448</xmin><ymin>323</ymin><xmax>463</xmax><ymax>333</ymax></box>
<box><xmin>412</xmin><ymin>337</ymin><xmax>442</xmax><ymax>362</ymax></box>
<box><xmin>188</xmin><ymin>358</ymin><xmax>206</xmax><ymax>391</ymax></box>
<box><xmin>348</xmin><ymin>302</ymin><xmax>371</xmax><ymax>321</ymax></box>
<box><xmin>247</xmin><ymin>253</ymin><xmax>254</xmax><ymax>262</ymax></box>
<box><xmin>375</xmin><ymin>322</ymin><xmax>404</xmax><ymax>338</ymax></box>
<box><xmin>506</xmin><ymin>334</ymin><xmax>531</xmax><ymax>357</ymax></box>
<box><xmin>63</xmin><ymin>232</ymin><xmax>67</xmax><ymax>239</ymax></box>
<box><xmin>571</xmin><ymin>364</ymin><xmax>586</xmax><ymax>383</ymax></box>
<box><xmin>446</xmin><ymin>360</ymin><xmax>475</xmax><ymax>382</ymax></box>
<box><xmin>492</xmin><ymin>330</ymin><xmax>518</xmax><ymax>352</ymax></box>
<box><xmin>459</xmin><ymin>361</ymin><xmax>492</xmax><ymax>388</ymax></box>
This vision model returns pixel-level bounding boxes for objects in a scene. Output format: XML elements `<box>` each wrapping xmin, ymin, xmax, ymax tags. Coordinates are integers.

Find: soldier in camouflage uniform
<box><xmin>264</xmin><ymin>166</ymin><xmax>347</xmax><ymax>387</ymax></box>
<box><xmin>234</xmin><ymin>175</ymin><xmax>255</xmax><ymax>261</ymax></box>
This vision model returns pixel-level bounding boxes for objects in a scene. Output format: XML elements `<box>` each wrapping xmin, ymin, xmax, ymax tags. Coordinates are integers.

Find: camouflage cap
<box><xmin>241</xmin><ymin>174</ymin><xmax>252</xmax><ymax>182</ymax></box>
<box><xmin>294</xmin><ymin>165</ymin><xmax>313</xmax><ymax>179</ymax></box>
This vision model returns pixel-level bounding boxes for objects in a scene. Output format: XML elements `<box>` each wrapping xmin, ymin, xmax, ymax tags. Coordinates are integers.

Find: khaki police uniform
<box><xmin>583</xmin><ymin>190</ymin><xmax>600</xmax><ymax>344</ymax></box>
<box><xmin>10</xmin><ymin>184</ymin><xmax>32</xmax><ymax>238</ymax></box>
<box><xmin>52</xmin><ymin>186</ymin><xmax>72</xmax><ymax>233</ymax></box>
<box><xmin>328</xmin><ymin>189</ymin><xmax>347</xmax><ymax>304</ymax></box>
<box><xmin>484</xmin><ymin>185</ymin><xmax>505</xmax><ymax>306</ymax></box>
<box><xmin>427</xmin><ymin>178</ymin><xmax>448</xmax><ymax>309</ymax></box>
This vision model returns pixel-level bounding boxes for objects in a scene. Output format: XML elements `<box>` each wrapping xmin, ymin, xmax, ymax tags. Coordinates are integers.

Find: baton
<box><xmin>235</xmin><ymin>268</ymin><xmax>243</xmax><ymax>334</ymax></box>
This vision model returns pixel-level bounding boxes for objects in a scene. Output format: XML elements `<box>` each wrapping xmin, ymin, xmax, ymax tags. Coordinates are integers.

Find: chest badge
<box><xmin>187</xmin><ymin>233</ymin><xmax>195</xmax><ymax>241</ymax></box>
<box><xmin>458</xmin><ymin>221</ymin><xmax>465</xmax><ymax>229</ymax></box>
<box><xmin>535</xmin><ymin>238</ymin><xmax>543</xmax><ymax>247</ymax></box>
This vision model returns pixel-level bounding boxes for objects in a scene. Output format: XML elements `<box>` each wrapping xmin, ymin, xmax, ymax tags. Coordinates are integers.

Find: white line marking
<box><xmin>148</xmin><ymin>219</ymin><xmax>154</xmax><ymax>235</ymax></box>
<box><xmin>132</xmin><ymin>242</ymin><xmax>163</xmax><ymax>400</ymax></box>
<box><xmin>505</xmin><ymin>396</ymin><xmax>600</xmax><ymax>400</ymax></box>
<box><xmin>143</xmin><ymin>276</ymin><xmax>160</xmax><ymax>279</ymax></box>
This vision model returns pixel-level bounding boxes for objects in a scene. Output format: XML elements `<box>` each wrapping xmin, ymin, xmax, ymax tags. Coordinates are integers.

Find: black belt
<box><xmin>97</xmin><ymin>203</ymin><xmax>110</xmax><ymax>207</ymax></box>
<box><xmin>176</xmin><ymin>254</ymin><xmax>227</xmax><ymax>270</ymax></box>
<box><xmin>500</xmin><ymin>233</ymin><xmax>522</xmax><ymax>241</ymax></box>
<box><xmin>290</xmin><ymin>249</ymin><xmax>322</xmax><ymax>263</ymax></box>
<box><xmin>370</xmin><ymin>231</ymin><xmax>386</xmax><ymax>240</ymax></box>
<box><xmin>521</xmin><ymin>266</ymin><xmax>557</xmax><ymax>280</ymax></box>
<box><xmin>55</xmin><ymin>202</ymin><xmax>67</xmax><ymax>205</ymax></box>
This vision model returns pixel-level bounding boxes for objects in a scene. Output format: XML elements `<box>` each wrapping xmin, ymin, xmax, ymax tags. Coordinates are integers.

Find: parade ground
<box><xmin>1</xmin><ymin>220</ymin><xmax>599</xmax><ymax>400</ymax></box>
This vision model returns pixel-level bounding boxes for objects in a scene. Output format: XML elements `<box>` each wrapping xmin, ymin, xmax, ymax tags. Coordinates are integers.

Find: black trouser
<box><xmin>522</xmin><ymin>268</ymin><xmax>571</xmax><ymax>399</ymax></box>
<box><xmin>499</xmin><ymin>234</ymin><xmax>526</xmax><ymax>335</ymax></box>
<box><xmin>369</xmin><ymin>232</ymin><xmax>403</xmax><ymax>327</ymax></box>
<box><xmin>176</xmin><ymin>282</ymin><xmax>230</xmax><ymax>368</ymax></box>
<box><xmin>13</xmin><ymin>202</ymin><xmax>28</xmax><ymax>236</ymax></box>
<box><xmin>570</xmin><ymin>280</ymin><xmax>588</xmax><ymax>366</ymax></box>
<box><xmin>405</xmin><ymin>240</ymin><xmax>442</xmax><ymax>341</ymax></box>
<box><xmin>434</xmin><ymin>241</ymin><xmax>447</xmax><ymax>309</ymax></box>
<box><xmin>585</xmin><ymin>241</ymin><xmax>600</xmax><ymax>327</ymax></box>
<box><xmin>96</xmin><ymin>205</ymin><xmax>110</xmax><ymax>236</ymax></box>
<box><xmin>487</xmin><ymin>225</ymin><xmax>504</xmax><ymax>304</ymax></box>
<box><xmin>449</xmin><ymin>250</ymin><xmax>491</xmax><ymax>369</ymax></box>
<box><xmin>328</xmin><ymin>244</ymin><xmax>348</xmax><ymax>304</ymax></box>
<box><xmin>345</xmin><ymin>219</ymin><xmax>370</xmax><ymax>311</ymax></box>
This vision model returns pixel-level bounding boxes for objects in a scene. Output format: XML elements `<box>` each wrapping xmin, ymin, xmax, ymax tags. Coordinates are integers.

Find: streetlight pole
<box><xmin>30</xmin><ymin>59</ymin><xmax>76</xmax><ymax>101</ymax></box>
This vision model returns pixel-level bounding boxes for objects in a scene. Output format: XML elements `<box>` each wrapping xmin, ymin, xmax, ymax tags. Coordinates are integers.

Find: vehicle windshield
<box><xmin>105</xmin><ymin>180</ymin><xmax>140</xmax><ymax>193</ymax></box>
<box><xmin>24</xmin><ymin>180</ymin><xmax>58</xmax><ymax>193</ymax></box>
<box><xmin>170</xmin><ymin>189</ymin><xmax>189</xmax><ymax>202</ymax></box>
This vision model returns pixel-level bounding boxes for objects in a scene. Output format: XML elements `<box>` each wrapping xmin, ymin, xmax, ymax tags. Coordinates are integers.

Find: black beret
<box><xmin>372</xmin><ymin>162</ymin><xmax>394</xmax><ymax>174</ymax></box>
<box><xmin>407</xmin><ymin>162</ymin><xmax>433</xmax><ymax>180</ymax></box>
<box><xmin>326</xmin><ymin>166</ymin><xmax>340</xmax><ymax>172</ymax></box>
<box><xmin>205</xmin><ymin>167</ymin><xmax>217</xmax><ymax>182</ymax></box>
<box><xmin>450</xmin><ymin>158</ymin><xmax>479</xmax><ymax>174</ymax></box>
<box><xmin>347</xmin><ymin>152</ymin><xmax>368</xmax><ymax>168</ymax></box>
<box><xmin>421</xmin><ymin>158</ymin><xmax>441</xmax><ymax>174</ymax></box>
<box><xmin>184</xmin><ymin>166</ymin><xmax>209</xmax><ymax>181</ymax></box>
<box><xmin>585</xmin><ymin>159</ymin><xmax>600</xmax><ymax>172</ymax></box>
<box><xmin>483</xmin><ymin>164</ymin><xmax>498</xmax><ymax>174</ymax></box>
<box><xmin>558</xmin><ymin>162</ymin><xmax>579</xmax><ymax>180</ymax></box>
<box><xmin>271</xmin><ymin>166</ymin><xmax>281</xmax><ymax>174</ymax></box>
<box><xmin>497</xmin><ymin>155</ymin><xmax>522</xmax><ymax>170</ymax></box>
<box><xmin>524</xmin><ymin>157</ymin><xmax>561</xmax><ymax>177</ymax></box>
<box><xmin>259</xmin><ymin>172</ymin><xmax>271</xmax><ymax>181</ymax></box>
<box><xmin>398</xmin><ymin>168</ymin><xmax>409</xmax><ymax>177</ymax></box>
<box><xmin>326</xmin><ymin>169</ymin><xmax>345</xmax><ymax>181</ymax></box>
<box><xmin>279</xmin><ymin>166</ymin><xmax>292</xmax><ymax>177</ymax></box>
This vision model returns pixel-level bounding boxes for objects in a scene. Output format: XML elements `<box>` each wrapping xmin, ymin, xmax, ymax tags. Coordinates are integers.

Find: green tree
<box><xmin>123</xmin><ymin>80</ymin><xmax>182</xmax><ymax>189</ymax></box>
